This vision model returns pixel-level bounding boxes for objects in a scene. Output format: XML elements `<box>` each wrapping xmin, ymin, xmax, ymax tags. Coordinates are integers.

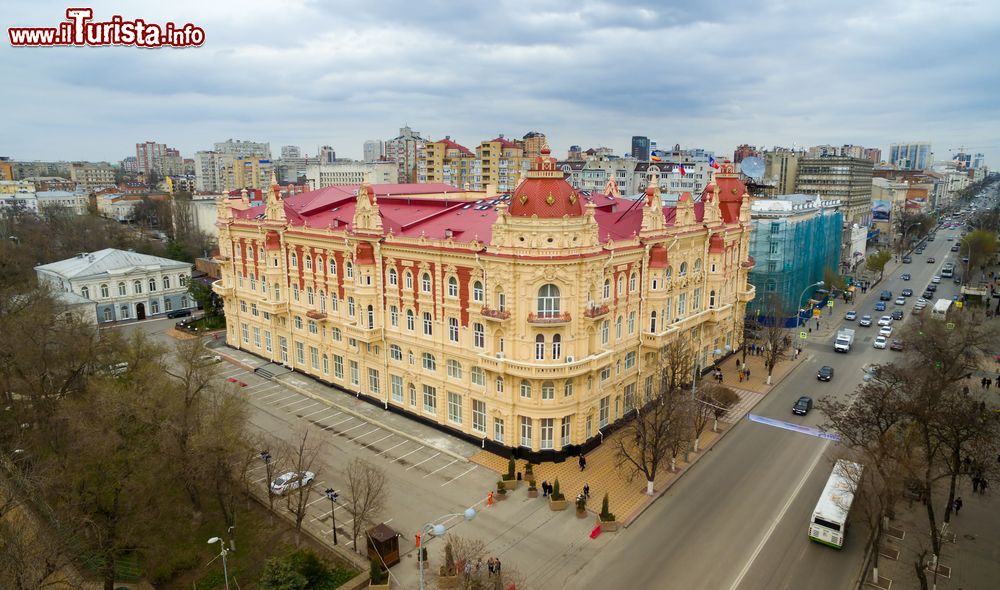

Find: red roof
<box><xmin>436</xmin><ymin>138</ymin><xmax>473</xmax><ymax>156</ymax></box>
<box><xmin>489</xmin><ymin>136</ymin><xmax>519</xmax><ymax>149</ymax></box>
<box><xmin>700</xmin><ymin>160</ymin><xmax>747</xmax><ymax>224</ymax></box>
<box><xmin>508</xmin><ymin>148</ymin><xmax>584</xmax><ymax>218</ymax></box>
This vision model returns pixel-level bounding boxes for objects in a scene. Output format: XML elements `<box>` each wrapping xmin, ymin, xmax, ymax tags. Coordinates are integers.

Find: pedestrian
<box><xmin>496</xmin><ymin>558</ymin><xmax>502</xmax><ymax>576</ymax></box>
<box><xmin>738</xmin><ymin>371</ymin><xmax>744</xmax><ymax>383</ymax></box>
<box><xmin>982</xmin><ymin>377</ymin><xmax>988</xmax><ymax>389</ymax></box>
<box><xmin>488</xmin><ymin>557</ymin><xmax>495</xmax><ymax>576</ymax></box>
<box><xmin>989</xmin><ymin>378</ymin><xmax>994</xmax><ymax>389</ymax></box>
<box><xmin>736</xmin><ymin>358</ymin><xmax>741</xmax><ymax>369</ymax></box>
<box><xmin>579</xmin><ymin>454</ymin><xmax>587</xmax><ymax>471</ymax></box>
<box><xmin>954</xmin><ymin>497</ymin><xmax>963</xmax><ymax>515</ymax></box>
<box><xmin>465</xmin><ymin>560</ymin><xmax>472</xmax><ymax>576</ymax></box>
<box><xmin>476</xmin><ymin>558</ymin><xmax>482</xmax><ymax>573</ymax></box>
<box><xmin>981</xmin><ymin>478</ymin><xmax>989</xmax><ymax>494</ymax></box>
<box><xmin>541</xmin><ymin>480</ymin><xmax>549</xmax><ymax>497</ymax></box>
<box><xmin>973</xmin><ymin>477</ymin><xmax>980</xmax><ymax>493</ymax></box>
<box><xmin>745</xmin><ymin>367</ymin><xmax>751</xmax><ymax>380</ymax></box>
<box><xmin>583</xmin><ymin>483</ymin><xmax>590</xmax><ymax>498</ymax></box>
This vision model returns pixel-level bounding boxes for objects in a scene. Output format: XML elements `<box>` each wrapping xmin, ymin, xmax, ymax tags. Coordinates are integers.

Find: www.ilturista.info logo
<box><xmin>8</xmin><ymin>8</ymin><xmax>205</xmax><ymax>48</ymax></box>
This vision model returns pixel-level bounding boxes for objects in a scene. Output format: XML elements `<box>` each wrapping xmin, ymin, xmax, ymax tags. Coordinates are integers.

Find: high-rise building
<box><xmin>733</xmin><ymin>144</ymin><xmax>760</xmax><ymax>163</ymax></box>
<box><xmin>211</xmin><ymin>154</ymin><xmax>755</xmax><ymax>457</ymax></box>
<box><xmin>195</xmin><ymin>151</ymin><xmax>227</xmax><ymax>193</ymax></box>
<box><xmin>385</xmin><ymin>126</ymin><xmax>427</xmax><ymax>183</ymax></box>
<box><xmin>69</xmin><ymin>163</ymin><xmax>116</xmax><ymax>192</ymax></box>
<box><xmin>763</xmin><ymin>148</ymin><xmax>804</xmax><ymax>196</ymax></box>
<box><xmin>214</xmin><ymin>139</ymin><xmax>271</xmax><ymax>159</ymax></box>
<box><xmin>363</xmin><ymin>140</ymin><xmax>384</xmax><ymax>163</ymax></box>
<box><xmin>418</xmin><ymin>137</ymin><xmax>477</xmax><ymax>187</ymax></box>
<box><xmin>631</xmin><ymin>136</ymin><xmax>650</xmax><ymax>161</ymax></box>
<box><xmin>477</xmin><ymin>136</ymin><xmax>531</xmax><ymax>192</ymax></box>
<box><xmin>120</xmin><ymin>156</ymin><xmax>139</xmax><ymax>173</ymax></box>
<box><xmin>136</xmin><ymin>141</ymin><xmax>183</xmax><ymax>176</ymax></box>
<box><xmin>305</xmin><ymin>161</ymin><xmax>397</xmax><ymax>189</ymax></box>
<box><xmin>281</xmin><ymin>145</ymin><xmax>302</xmax><ymax>159</ymax></box>
<box><xmin>221</xmin><ymin>158</ymin><xmax>275</xmax><ymax>193</ymax></box>
<box><xmin>888</xmin><ymin>142</ymin><xmax>932</xmax><ymax>170</ymax></box>
<box><xmin>319</xmin><ymin>146</ymin><xmax>337</xmax><ymax>163</ymax></box>
<box><xmin>863</xmin><ymin>147</ymin><xmax>882</xmax><ymax>164</ymax></box>
<box><xmin>522</xmin><ymin>131</ymin><xmax>547</xmax><ymax>158</ymax></box>
<box><xmin>0</xmin><ymin>158</ymin><xmax>14</xmax><ymax>181</ymax></box>
<box><xmin>566</xmin><ymin>146</ymin><xmax>583</xmax><ymax>161</ymax></box>
<box><xmin>795</xmin><ymin>155</ymin><xmax>874</xmax><ymax>228</ymax></box>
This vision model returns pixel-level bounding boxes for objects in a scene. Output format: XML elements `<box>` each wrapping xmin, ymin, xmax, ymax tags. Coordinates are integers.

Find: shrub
<box><xmin>551</xmin><ymin>479</ymin><xmax>564</xmax><ymax>501</ymax></box>
<box><xmin>505</xmin><ymin>457</ymin><xmax>516</xmax><ymax>480</ymax></box>
<box><xmin>524</xmin><ymin>461</ymin><xmax>534</xmax><ymax>477</ymax></box>
<box><xmin>259</xmin><ymin>557</ymin><xmax>308</xmax><ymax>590</ymax></box>
<box><xmin>443</xmin><ymin>541</ymin><xmax>456</xmax><ymax>576</ymax></box>
<box><xmin>528</xmin><ymin>479</ymin><xmax>537</xmax><ymax>491</ymax></box>
<box><xmin>369</xmin><ymin>557</ymin><xmax>388</xmax><ymax>584</ymax></box>
<box><xmin>575</xmin><ymin>494</ymin><xmax>587</xmax><ymax>511</ymax></box>
<box><xmin>600</xmin><ymin>493</ymin><xmax>615</xmax><ymax>522</ymax></box>
<box><xmin>497</xmin><ymin>480</ymin><xmax>506</xmax><ymax>494</ymax></box>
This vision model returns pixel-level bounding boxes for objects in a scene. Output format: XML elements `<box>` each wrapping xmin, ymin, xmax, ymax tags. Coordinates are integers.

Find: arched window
<box><xmin>404</xmin><ymin>271</ymin><xmax>413</xmax><ymax>289</ymax></box>
<box><xmin>603</xmin><ymin>279</ymin><xmax>611</xmax><ymax>299</ymax></box>
<box><xmin>601</xmin><ymin>320</ymin><xmax>609</xmax><ymax>345</ymax></box>
<box><xmin>679</xmin><ymin>262</ymin><xmax>687</xmax><ymax>276</ymax></box>
<box><xmin>617</xmin><ymin>276</ymin><xmax>624</xmax><ymax>294</ymax></box>
<box><xmin>347</xmin><ymin>297</ymin><xmax>355</xmax><ymax>316</ymax></box>
<box><xmin>118</xmin><ymin>282</ymin><xmax>126</xmax><ymax>296</ymax></box>
<box><xmin>694</xmin><ymin>258</ymin><xmax>702</xmax><ymax>273</ymax></box>
<box><xmin>329</xmin><ymin>258</ymin><xmax>337</xmax><ymax>275</ymax></box>
<box><xmin>496</xmin><ymin>377</ymin><xmax>504</xmax><ymax>394</ymax></box>
<box><xmin>100</xmin><ymin>284</ymin><xmax>109</xmax><ymax>298</ymax></box>
<box><xmin>290</xmin><ymin>252</ymin><xmax>298</xmax><ymax>267</ymax></box>
<box><xmin>709</xmin><ymin>290</ymin><xmax>716</xmax><ymax>308</ymax></box>
<box><xmin>629</xmin><ymin>273</ymin><xmax>637</xmax><ymax>292</ymax></box>
<box><xmin>616</xmin><ymin>316</ymin><xmax>622</xmax><ymax>339</ymax></box>
<box><xmin>535</xmin><ymin>334</ymin><xmax>545</xmax><ymax>360</ymax></box>
<box><xmin>316</xmin><ymin>256</ymin><xmax>323</xmax><ymax>270</ymax></box>
<box><xmin>421</xmin><ymin>273</ymin><xmax>432</xmax><ymax>293</ymax></box>
<box><xmin>388</xmin><ymin>267</ymin><xmax>398</xmax><ymax>286</ymax></box>
<box><xmin>80</xmin><ymin>286</ymin><xmax>90</xmax><ymax>299</ymax></box>
<box><xmin>406</xmin><ymin>309</ymin><xmax>415</xmax><ymax>331</ymax></box>
<box><xmin>473</xmin><ymin>323</ymin><xmax>484</xmax><ymax>348</ymax></box>
<box><xmin>541</xmin><ymin>381</ymin><xmax>555</xmax><ymax>400</ymax></box>
<box><xmin>179</xmin><ymin>274</ymin><xmax>187</xmax><ymax>286</ymax></box>
<box><xmin>367</xmin><ymin>305</ymin><xmax>375</xmax><ymax>329</ymax></box>
<box><xmin>305</xmin><ymin>255</ymin><xmax>312</xmax><ymax>270</ymax></box>
<box><xmin>133</xmin><ymin>279</ymin><xmax>142</xmax><ymax>294</ymax></box>
<box><xmin>520</xmin><ymin>380</ymin><xmax>531</xmax><ymax>399</ymax></box>
<box><xmin>307</xmin><ymin>287</ymin><xmax>314</xmax><ymax>305</ymax></box>
<box><xmin>162</xmin><ymin>276</ymin><xmax>170</xmax><ymax>289</ymax></box>
<box><xmin>449</xmin><ymin>317</ymin><xmax>459</xmax><ymax>342</ymax></box>
<box><xmin>665</xmin><ymin>266</ymin><xmax>673</xmax><ymax>279</ymax></box>
<box><xmin>650</xmin><ymin>311</ymin><xmax>658</xmax><ymax>332</ymax></box>
<box><xmin>472</xmin><ymin>281</ymin><xmax>484</xmax><ymax>302</ymax></box>
<box><xmin>552</xmin><ymin>334</ymin><xmax>562</xmax><ymax>359</ymax></box>
<box><xmin>345</xmin><ymin>262</ymin><xmax>353</xmax><ymax>279</ymax></box>
<box><xmin>148</xmin><ymin>278</ymin><xmax>156</xmax><ymax>292</ymax></box>
<box><xmin>447</xmin><ymin>276</ymin><xmax>458</xmax><ymax>297</ymax></box>
<box><xmin>537</xmin><ymin>284</ymin><xmax>561</xmax><ymax>317</ymax></box>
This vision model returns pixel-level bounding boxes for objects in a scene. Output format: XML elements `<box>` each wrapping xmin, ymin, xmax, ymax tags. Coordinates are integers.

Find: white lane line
<box><xmin>240</xmin><ymin>380</ymin><xmax>273</xmax><ymax>391</ymax></box>
<box><xmin>423</xmin><ymin>458</ymin><xmax>458</xmax><ymax>479</ymax></box>
<box><xmin>727</xmin><ymin>442</ymin><xmax>829</xmax><ymax>590</ymax></box>
<box><xmin>406</xmin><ymin>452</ymin><xmax>440</xmax><ymax>471</ymax></box>
<box><xmin>258</xmin><ymin>389</ymin><xmax>293</xmax><ymax>401</ymax></box>
<box><xmin>247</xmin><ymin>384</ymin><xmax>281</xmax><ymax>396</ymax></box>
<box><xmin>378</xmin><ymin>440</ymin><xmax>408</xmax><ymax>457</ymax></box>
<box><xmin>253</xmin><ymin>476</ymin><xmax>267</xmax><ymax>484</ymax></box>
<box><xmin>329</xmin><ymin>416</ymin><xmax>355</xmax><ymax>428</ymax></box>
<box><xmin>303</xmin><ymin>407</ymin><xmax>339</xmax><ymax>419</ymax></box>
<box><xmin>306</xmin><ymin>495</ymin><xmax>328</xmax><ymax>508</ymax></box>
<box><xmin>283</xmin><ymin>399</ymin><xmax>320</xmax><ymax>411</ymax></box>
<box><xmin>267</xmin><ymin>393</ymin><xmax>301</xmax><ymax>405</ymax></box>
<box><xmin>394</xmin><ymin>446</ymin><xmax>422</xmax><ymax>462</ymax></box>
<box><xmin>339</xmin><ymin>422</ymin><xmax>368</xmax><ymax>434</ymax></box>
<box><xmin>361</xmin><ymin>433</ymin><xmax>394</xmax><ymax>449</ymax></box>
<box><xmin>441</xmin><ymin>465</ymin><xmax>477</xmax><ymax>487</ymax></box>
<box><xmin>351</xmin><ymin>428</ymin><xmax>381</xmax><ymax>441</ymax></box>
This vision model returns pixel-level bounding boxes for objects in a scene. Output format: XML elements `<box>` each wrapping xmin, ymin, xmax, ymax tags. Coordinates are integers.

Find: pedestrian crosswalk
<box><xmin>722</xmin><ymin>387</ymin><xmax>764</xmax><ymax>422</ymax></box>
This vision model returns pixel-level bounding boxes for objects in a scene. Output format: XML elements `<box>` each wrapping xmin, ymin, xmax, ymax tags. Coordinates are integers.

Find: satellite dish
<box><xmin>740</xmin><ymin>156</ymin><xmax>765</xmax><ymax>178</ymax></box>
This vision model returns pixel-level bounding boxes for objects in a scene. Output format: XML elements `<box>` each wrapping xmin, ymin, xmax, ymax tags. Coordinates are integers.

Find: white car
<box><xmin>270</xmin><ymin>471</ymin><xmax>316</xmax><ymax>495</ymax></box>
<box><xmin>894</xmin><ymin>297</ymin><xmax>906</xmax><ymax>305</ymax></box>
<box><xmin>879</xmin><ymin>325</ymin><xmax>893</xmax><ymax>337</ymax></box>
<box><xmin>931</xmin><ymin>276</ymin><xmax>942</xmax><ymax>284</ymax></box>
<box><xmin>859</xmin><ymin>315</ymin><xmax>873</xmax><ymax>327</ymax></box>
<box><xmin>873</xmin><ymin>335</ymin><xmax>888</xmax><ymax>349</ymax></box>
<box><xmin>845</xmin><ymin>310</ymin><xmax>857</xmax><ymax>321</ymax></box>
<box><xmin>916</xmin><ymin>297</ymin><xmax>928</xmax><ymax>305</ymax></box>
<box><xmin>878</xmin><ymin>315</ymin><xmax>893</xmax><ymax>327</ymax></box>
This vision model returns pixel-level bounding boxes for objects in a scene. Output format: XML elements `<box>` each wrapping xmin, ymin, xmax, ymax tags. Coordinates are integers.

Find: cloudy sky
<box><xmin>2</xmin><ymin>0</ymin><xmax>999</xmax><ymax>166</ymax></box>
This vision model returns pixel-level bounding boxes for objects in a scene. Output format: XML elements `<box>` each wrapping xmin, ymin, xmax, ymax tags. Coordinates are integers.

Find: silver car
<box><xmin>270</xmin><ymin>471</ymin><xmax>316</xmax><ymax>495</ymax></box>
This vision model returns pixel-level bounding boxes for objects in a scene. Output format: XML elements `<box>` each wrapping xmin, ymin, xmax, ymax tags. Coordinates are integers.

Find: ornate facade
<box><xmin>213</xmin><ymin>152</ymin><xmax>756</xmax><ymax>459</ymax></box>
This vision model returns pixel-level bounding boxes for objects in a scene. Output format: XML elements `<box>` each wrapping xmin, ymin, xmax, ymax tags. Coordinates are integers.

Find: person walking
<box><xmin>736</xmin><ymin>358</ymin><xmax>741</xmax><ymax>369</ymax></box>
<box><xmin>981</xmin><ymin>377</ymin><xmax>988</xmax><ymax>389</ymax></box>
<box><xmin>541</xmin><ymin>480</ymin><xmax>549</xmax><ymax>497</ymax></box>
<box><xmin>954</xmin><ymin>497</ymin><xmax>963</xmax><ymax>515</ymax></box>
<box><xmin>973</xmin><ymin>477</ymin><xmax>980</xmax><ymax>493</ymax></box>
<box><xmin>583</xmin><ymin>483</ymin><xmax>590</xmax><ymax>498</ymax></box>
<box><xmin>579</xmin><ymin>454</ymin><xmax>587</xmax><ymax>471</ymax></box>
<box><xmin>738</xmin><ymin>371</ymin><xmax>744</xmax><ymax>383</ymax></box>
<box><xmin>981</xmin><ymin>478</ymin><xmax>989</xmax><ymax>494</ymax></box>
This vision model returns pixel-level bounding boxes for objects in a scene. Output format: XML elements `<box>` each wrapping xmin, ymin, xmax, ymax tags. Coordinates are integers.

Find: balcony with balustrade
<box><xmin>582</xmin><ymin>304</ymin><xmax>610</xmax><ymax>319</ymax></box>
<box><xmin>527</xmin><ymin>311</ymin><xmax>572</xmax><ymax>325</ymax></box>
<box><xmin>480</xmin><ymin>307</ymin><xmax>511</xmax><ymax>322</ymax></box>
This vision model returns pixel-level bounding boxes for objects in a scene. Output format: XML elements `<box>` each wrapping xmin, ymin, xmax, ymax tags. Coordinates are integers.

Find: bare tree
<box><xmin>614</xmin><ymin>339</ymin><xmax>693</xmax><ymax>495</ymax></box>
<box><xmin>704</xmin><ymin>383</ymin><xmax>739</xmax><ymax>432</ymax></box>
<box><xmin>283</xmin><ymin>428</ymin><xmax>322</xmax><ymax>546</ymax></box>
<box><xmin>345</xmin><ymin>458</ymin><xmax>388</xmax><ymax>552</ymax></box>
<box><xmin>758</xmin><ymin>293</ymin><xmax>793</xmax><ymax>385</ymax></box>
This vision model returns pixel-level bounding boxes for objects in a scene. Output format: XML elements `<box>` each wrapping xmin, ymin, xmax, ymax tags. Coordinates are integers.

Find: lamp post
<box><xmin>324</xmin><ymin>488</ymin><xmax>339</xmax><ymax>545</ymax></box>
<box><xmin>260</xmin><ymin>450</ymin><xmax>274</xmax><ymax>514</ymax></box>
<box><xmin>797</xmin><ymin>281</ymin><xmax>825</xmax><ymax>327</ymax></box>
<box><xmin>208</xmin><ymin>536</ymin><xmax>231</xmax><ymax>590</ymax></box>
<box><xmin>418</xmin><ymin>508</ymin><xmax>476</xmax><ymax>590</ymax></box>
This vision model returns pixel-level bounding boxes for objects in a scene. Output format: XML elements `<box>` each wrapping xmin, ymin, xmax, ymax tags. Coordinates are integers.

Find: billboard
<box><xmin>872</xmin><ymin>200</ymin><xmax>891</xmax><ymax>221</ymax></box>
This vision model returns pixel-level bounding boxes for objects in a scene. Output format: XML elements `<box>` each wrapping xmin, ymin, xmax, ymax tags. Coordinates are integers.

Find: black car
<box><xmin>817</xmin><ymin>366</ymin><xmax>834</xmax><ymax>382</ymax></box>
<box><xmin>951</xmin><ymin>245</ymin><xmax>960</xmax><ymax>252</ymax></box>
<box><xmin>793</xmin><ymin>396</ymin><xmax>813</xmax><ymax>416</ymax></box>
<box><xmin>922</xmin><ymin>290</ymin><xmax>935</xmax><ymax>298</ymax></box>
<box><xmin>926</xmin><ymin>283</ymin><xmax>937</xmax><ymax>292</ymax></box>
<box><xmin>901</xmin><ymin>288</ymin><xmax>913</xmax><ymax>297</ymax></box>
<box><xmin>902</xmin><ymin>256</ymin><xmax>912</xmax><ymax>263</ymax></box>
<box><xmin>879</xmin><ymin>290</ymin><xmax>892</xmax><ymax>301</ymax></box>
<box><xmin>891</xmin><ymin>309</ymin><xmax>904</xmax><ymax>321</ymax></box>
<box><xmin>166</xmin><ymin>309</ymin><xmax>192</xmax><ymax>319</ymax></box>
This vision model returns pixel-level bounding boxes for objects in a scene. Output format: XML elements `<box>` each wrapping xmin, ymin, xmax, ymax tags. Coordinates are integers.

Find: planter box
<box><xmin>438</xmin><ymin>574</ymin><xmax>459</xmax><ymax>588</ymax></box>
<box><xmin>598</xmin><ymin>518</ymin><xmax>620</xmax><ymax>532</ymax></box>
<box><xmin>576</xmin><ymin>508</ymin><xmax>588</xmax><ymax>519</ymax></box>
<box><xmin>369</xmin><ymin>582</ymin><xmax>390</xmax><ymax>590</ymax></box>
<box><xmin>495</xmin><ymin>492</ymin><xmax>508</xmax><ymax>501</ymax></box>
<box><xmin>501</xmin><ymin>477</ymin><xmax>519</xmax><ymax>490</ymax></box>
<box><xmin>549</xmin><ymin>498</ymin><xmax>568</xmax><ymax>511</ymax></box>
<box><xmin>527</xmin><ymin>489</ymin><xmax>538</xmax><ymax>498</ymax></box>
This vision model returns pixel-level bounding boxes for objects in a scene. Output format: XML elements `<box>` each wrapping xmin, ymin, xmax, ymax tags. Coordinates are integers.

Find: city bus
<box><xmin>809</xmin><ymin>459</ymin><xmax>862</xmax><ymax>549</ymax></box>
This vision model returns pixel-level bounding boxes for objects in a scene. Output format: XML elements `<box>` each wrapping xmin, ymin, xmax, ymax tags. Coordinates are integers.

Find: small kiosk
<box><xmin>367</xmin><ymin>522</ymin><xmax>401</xmax><ymax>568</ymax></box>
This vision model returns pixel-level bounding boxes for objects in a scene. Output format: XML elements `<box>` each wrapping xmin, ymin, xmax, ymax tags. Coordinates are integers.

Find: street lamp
<box><xmin>797</xmin><ymin>281</ymin><xmax>825</xmax><ymax>327</ymax></box>
<box><xmin>324</xmin><ymin>488</ymin><xmax>339</xmax><ymax>545</ymax></box>
<box><xmin>207</xmin><ymin>536</ymin><xmax>231</xmax><ymax>590</ymax></box>
<box><xmin>418</xmin><ymin>508</ymin><xmax>476</xmax><ymax>590</ymax></box>
<box><xmin>260</xmin><ymin>450</ymin><xmax>275</xmax><ymax>512</ymax></box>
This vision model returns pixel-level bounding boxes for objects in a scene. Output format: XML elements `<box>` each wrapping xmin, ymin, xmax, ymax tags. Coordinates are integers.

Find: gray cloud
<box><xmin>1</xmin><ymin>0</ymin><xmax>998</xmax><ymax>166</ymax></box>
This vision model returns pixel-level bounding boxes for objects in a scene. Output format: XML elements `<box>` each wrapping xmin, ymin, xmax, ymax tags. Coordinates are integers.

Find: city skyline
<box><xmin>1</xmin><ymin>0</ymin><xmax>998</xmax><ymax>167</ymax></box>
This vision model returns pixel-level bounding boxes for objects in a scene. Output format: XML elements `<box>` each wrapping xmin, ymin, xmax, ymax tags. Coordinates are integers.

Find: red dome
<box><xmin>509</xmin><ymin>146</ymin><xmax>583</xmax><ymax>218</ymax></box>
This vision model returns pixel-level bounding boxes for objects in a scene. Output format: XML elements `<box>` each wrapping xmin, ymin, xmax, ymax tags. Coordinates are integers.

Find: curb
<box><xmin>213</xmin><ymin>349</ymin><xmax>470</xmax><ymax>464</ymax></box>
<box><xmin>621</xmin><ymin>350</ymin><xmax>806</xmax><ymax>528</ymax></box>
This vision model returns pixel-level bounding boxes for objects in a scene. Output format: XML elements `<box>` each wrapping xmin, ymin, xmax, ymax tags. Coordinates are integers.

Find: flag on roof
<box><xmin>678</xmin><ymin>164</ymin><xmax>687</xmax><ymax>177</ymax></box>
<box><xmin>709</xmin><ymin>156</ymin><xmax>720</xmax><ymax>169</ymax></box>
<box><xmin>650</xmin><ymin>149</ymin><xmax>664</xmax><ymax>162</ymax></box>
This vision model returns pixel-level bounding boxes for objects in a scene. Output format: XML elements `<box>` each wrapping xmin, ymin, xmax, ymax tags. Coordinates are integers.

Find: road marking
<box><xmin>267</xmin><ymin>393</ymin><xmax>301</xmax><ymax>405</ymax></box>
<box><xmin>378</xmin><ymin>440</ymin><xmax>408</xmax><ymax>457</ymax></box>
<box><xmin>395</xmin><ymin>447</ymin><xmax>422</xmax><ymax>462</ymax></box>
<box><xmin>406</xmin><ymin>452</ymin><xmax>440</xmax><ymax>471</ymax></box>
<box><xmin>339</xmin><ymin>422</ymin><xmax>368</xmax><ymax>434</ymax></box>
<box><xmin>258</xmin><ymin>389</ymin><xmax>293</xmax><ymax>401</ymax></box>
<box><xmin>282</xmin><ymin>399</ymin><xmax>319</xmax><ymax>411</ymax></box>
<box><xmin>727</xmin><ymin>442</ymin><xmax>829</xmax><ymax>590</ymax></box>
<box><xmin>328</xmin><ymin>416</ymin><xmax>354</xmax><ymax>428</ymax></box>
<box><xmin>302</xmin><ymin>407</ymin><xmax>339</xmax><ymax>419</ymax></box>
<box><xmin>423</xmin><ymin>458</ymin><xmax>458</xmax><ymax>478</ymax></box>
<box><xmin>351</xmin><ymin>428</ymin><xmax>381</xmax><ymax>441</ymax></box>
<box><xmin>247</xmin><ymin>384</ymin><xmax>281</xmax><ymax>396</ymax></box>
<box><xmin>442</xmin><ymin>465</ymin><xmax>477</xmax><ymax>486</ymax></box>
<box><xmin>361</xmin><ymin>433</ymin><xmax>394</xmax><ymax>449</ymax></box>
<box><xmin>306</xmin><ymin>495</ymin><xmax>328</xmax><ymax>508</ymax></box>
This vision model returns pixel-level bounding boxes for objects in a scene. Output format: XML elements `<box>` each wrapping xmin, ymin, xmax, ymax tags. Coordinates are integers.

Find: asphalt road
<box><xmin>568</xmin><ymin>224</ymin><xmax>965</xmax><ymax>590</ymax></box>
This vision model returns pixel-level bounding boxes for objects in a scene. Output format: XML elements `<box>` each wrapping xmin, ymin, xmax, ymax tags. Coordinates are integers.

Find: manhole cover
<box><xmin>964</xmin><ymin>533</ymin><xmax>976</xmax><ymax>540</ymax></box>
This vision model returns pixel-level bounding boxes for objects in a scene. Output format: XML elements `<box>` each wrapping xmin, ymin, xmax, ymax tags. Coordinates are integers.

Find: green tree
<box><xmin>959</xmin><ymin>229</ymin><xmax>998</xmax><ymax>280</ymax></box>
<box><xmin>189</xmin><ymin>279</ymin><xmax>224</xmax><ymax>318</ymax></box>
<box><xmin>259</xmin><ymin>557</ymin><xmax>308</xmax><ymax>590</ymax></box>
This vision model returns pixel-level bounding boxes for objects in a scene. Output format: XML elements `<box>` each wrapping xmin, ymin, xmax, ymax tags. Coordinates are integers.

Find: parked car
<box><xmin>951</xmin><ymin>245</ymin><xmax>960</xmax><ymax>252</ymax></box>
<box><xmin>931</xmin><ymin>276</ymin><xmax>942</xmax><ymax>284</ymax></box>
<box><xmin>844</xmin><ymin>310</ymin><xmax>857</xmax><ymax>321</ymax></box>
<box><xmin>954</xmin><ymin>276</ymin><xmax>962</xmax><ymax>284</ymax></box>
<box><xmin>926</xmin><ymin>283</ymin><xmax>938</xmax><ymax>292</ymax></box>
<box><xmin>270</xmin><ymin>471</ymin><xmax>316</xmax><ymax>496</ymax></box>
<box><xmin>902</xmin><ymin>256</ymin><xmax>912</xmax><ymax>263</ymax></box>
<box><xmin>901</xmin><ymin>273</ymin><xmax>911</xmax><ymax>281</ymax></box>
<box><xmin>891</xmin><ymin>309</ymin><xmax>904</xmax><ymax>321</ymax></box>
<box><xmin>890</xmin><ymin>340</ymin><xmax>905</xmax><ymax>351</ymax></box>
<box><xmin>817</xmin><ymin>366</ymin><xmax>835</xmax><ymax>382</ymax></box>
<box><xmin>879</xmin><ymin>325</ymin><xmax>893</xmax><ymax>337</ymax></box>
<box><xmin>859</xmin><ymin>315</ymin><xmax>873</xmax><ymax>327</ymax></box>
<box><xmin>912</xmin><ymin>306</ymin><xmax>925</xmax><ymax>316</ymax></box>
<box><xmin>901</xmin><ymin>288</ymin><xmax>913</xmax><ymax>297</ymax></box>
<box><xmin>792</xmin><ymin>396</ymin><xmax>813</xmax><ymax>416</ymax></box>
<box><xmin>197</xmin><ymin>354</ymin><xmax>222</xmax><ymax>365</ymax></box>
<box><xmin>875</xmin><ymin>301</ymin><xmax>887</xmax><ymax>312</ymax></box>
<box><xmin>167</xmin><ymin>309</ymin><xmax>192</xmax><ymax>319</ymax></box>
<box><xmin>922</xmin><ymin>290</ymin><xmax>935</xmax><ymax>298</ymax></box>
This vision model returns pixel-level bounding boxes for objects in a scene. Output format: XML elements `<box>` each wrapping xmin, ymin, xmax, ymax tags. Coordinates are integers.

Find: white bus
<box><xmin>809</xmin><ymin>459</ymin><xmax>862</xmax><ymax>549</ymax></box>
<box><xmin>931</xmin><ymin>298</ymin><xmax>953</xmax><ymax>320</ymax></box>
